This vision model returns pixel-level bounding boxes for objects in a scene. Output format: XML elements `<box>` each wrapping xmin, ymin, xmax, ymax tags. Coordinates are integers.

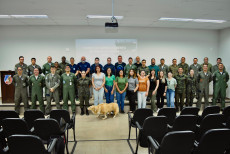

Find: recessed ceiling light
<box><xmin>86</xmin><ymin>15</ymin><xmax>124</xmax><ymax>20</ymax></box>
<box><xmin>11</xmin><ymin>15</ymin><xmax>48</xmax><ymax>18</ymax></box>
<box><xmin>0</xmin><ymin>15</ymin><xmax>11</xmax><ymax>18</ymax></box>
<box><xmin>159</xmin><ymin>17</ymin><xmax>226</xmax><ymax>23</ymax></box>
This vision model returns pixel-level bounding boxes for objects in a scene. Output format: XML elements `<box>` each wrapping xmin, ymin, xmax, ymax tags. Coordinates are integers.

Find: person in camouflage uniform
<box><xmin>169</xmin><ymin>58</ymin><xmax>179</xmax><ymax>77</ymax></box>
<box><xmin>15</xmin><ymin>56</ymin><xmax>28</xmax><ymax>75</ymax></box>
<box><xmin>189</xmin><ymin>58</ymin><xmax>201</xmax><ymax>77</ymax></box>
<box><xmin>197</xmin><ymin>64</ymin><xmax>212</xmax><ymax>109</ymax></box>
<box><xmin>45</xmin><ymin>65</ymin><xmax>61</xmax><ymax>115</ymax></box>
<box><xmin>212</xmin><ymin>58</ymin><xmax>226</xmax><ymax>74</ymax></box>
<box><xmin>137</xmin><ymin>59</ymin><xmax>150</xmax><ymax>77</ymax></box>
<box><xmin>61</xmin><ymin>65</ymin><xmax>77</xmax><ymax>114</ymax></box>
<box><xmin>186</xmin><ymin>69</ymin><xmax>197</xmax><ymax>106</ymax></box>
<box><xmin>178</xmin><ymin>57</ymin><xmax>189</xmax><ymax>75</ymax></box>
<box><xmin>13</xmin><ymin>67</ymin><xmax>29</xmax><ymax>114</ymax></box>
<box><xmin>158</xmin><ymin>58</ymin><xmax>169</xmax><ymax>78</ymax></box>
<box><xmin>124</xmin><ymin>57</ymin><xmax>137</xmax><ymax>77</ymax></box>
<box><xmin>212</xmin><ymin>63</ymin><xmax>229</xmax><ymax>110</ymax></box>
<box><xmin>201</xmin><ymin>57</ymin><xmax>212</xmax><ymax>73</ymax></box>
<box><xmin>29</xmin><ymin>68</ymin><xmax>45</xmax><ymax>113</ymax></box>
<box><xmin>175</xmin><ymin>67</ymin><xmax>187</xmax><ymax>111</ymax></box>
<box><xmin>77</xmin><ymin>71</ymin><xmax>92</xmax><ymax>115</ymax></box>
<box><xmin>59</xmin><ymin>56</ymin><xmax>69</xmax><ymax>74</ymax></box>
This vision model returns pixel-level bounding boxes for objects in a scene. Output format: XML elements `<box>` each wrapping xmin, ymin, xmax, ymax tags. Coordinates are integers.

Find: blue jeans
<box><xmin>93</xmin><ymin>87</ymin><xmax>104</xmax><ymax>106</ymax></box>
<box><xmin>105</xmin><ymin>85</ymin><xmax>114</xmax><ymax>103</ymax></box>
<box><xmin>116</xmin><ymin>91</ymin><xmax>126</xmax><ymax>111</ymax></box>
<box><xmin>166</xmin><ymin>89</ymin><xmax>175</xmax><ymax>108</ymax></box>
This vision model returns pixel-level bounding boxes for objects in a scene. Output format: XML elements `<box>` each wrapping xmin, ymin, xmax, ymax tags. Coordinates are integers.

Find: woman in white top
<box><xmin>92</xmin><ymin>66</ymin><xmax>105</xmax><ymax>105</ymax></box>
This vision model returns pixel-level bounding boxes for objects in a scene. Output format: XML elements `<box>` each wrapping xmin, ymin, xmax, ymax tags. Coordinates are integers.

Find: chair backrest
<box><xmin>157</xmin><ymin>108</ymin><xmax>176</xmax><ymax>125</ymax></box>
<box><xmin>195</xmin><ymin>129</ymin><xmax>230</xmax><ymax>154</ymax></box>
<box><xmin>0</xmin><ymin>110</ymin><xmax>19</xmax><ymax>126</ymax></box>
<box><xmin>172</xmin><ymin>115</ymin><xmax>198</xmax><ymax>132</ymax></box>
<box><xmin>2</xmin><ymin>118</ymin><xmax>29</xmax><ymax>138</ymax></box>
<box><xmin>223</xmin><ymin>106</ymin><xmax>230</xmax><ymax>122</ymax></box>
<box><xmin>34</xmin><ymin>118</ymin><xmax>61</xmax><ymax>141</ymax></box>
<box><xmin>201</xmin><ymin>106</ymin><xmax>220</xmax><ymax>120</ymax></box>
<box><xmin>133</xmin><ymin>108</ymin><xmax>153</xmax><ymax>126</ymax></box>
<box><xmin>180</xmin><ymin>107</ymin><xmax>200</xmax><ymax>116</ymax></box>
<box><xmin>199</xmin><ymin>114</ymin><xmax>224</xmax><ymax>140</ymax></box>
<box><xmin>160</xmin><ymin>131</ymin><xmax>195</xmax><ymax>154</ymax></box>
<box><xmin>50</xmin><ymin>109</ymin><xmax>71</xmax><ymax>124</ymax></box>
<box><xmin>24</xmin><ymin>109</ymin><xmax>45</xmax><ymax>130</ymax></box>
<box><xmin>143</xmin><ymin>116</ymin><xmax>168</xmax><ymax>143</ymax></box>
<box><xmin>8</xmin><ymin>135</ymin><xmax>46</xmax><ymax>154</ymax></box>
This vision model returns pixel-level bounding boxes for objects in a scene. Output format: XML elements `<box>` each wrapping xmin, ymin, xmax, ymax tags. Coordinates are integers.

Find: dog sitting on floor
<box><xmin>87</xmin><ymin>103</ymin><xmax>119</xmax><ymax>120</ymax></box>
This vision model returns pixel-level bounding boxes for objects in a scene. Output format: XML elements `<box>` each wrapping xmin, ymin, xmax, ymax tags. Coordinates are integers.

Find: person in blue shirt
<box><xmin>68</xmin><ymin>57</ymin><xmax>78</xmax><ymax>75</ymax></box>
<box><xmin>148</xmin><ymin>58</ymin><xmax>160</xmax><ymax>77</ymax></box>
<box><xmin>115</xmin><ymin>55</ymin><xmax>126</xmax><ymax>77</ymax></box>
<box><xmin>90</xmin><ymin>57</ymin><xmax>103</xmax><ymax>74</ymax></box>
<box><xmin>103</xmin><ymin>57</ymin><xmax>115</xmax><ymax>75</ymax></box>
<box><xmin>77</xmin><ymin>56</ymin><xmax>91</xmax><ymax>77</ymax></box>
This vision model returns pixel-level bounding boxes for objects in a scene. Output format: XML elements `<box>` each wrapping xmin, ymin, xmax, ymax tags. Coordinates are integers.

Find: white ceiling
<box><xmin>0</xmin><ymin>0</ymin><xmax>230</xmax><ymax>29</ymax></box>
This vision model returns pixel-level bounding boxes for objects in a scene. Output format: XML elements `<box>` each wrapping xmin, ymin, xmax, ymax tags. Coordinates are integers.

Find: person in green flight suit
<box><xmin>42</xmin><ymin>56</ymin><xmax>54</xmax><ymax>75</ymax></box>
<box><xmin>186</xmin><ymin>69</ymin><xmax>197</xmax><ymax>106</ymax></box>
<box><xmin>61</xmin><ymin>65</ymin><xmax>77</xmax><ymax>114</ymax></box>
<box><xmin>169</xmin><ymin>58</ymin><xmax>179</xmax><ymax>77</ymax></box>
<box><xmin>197</xmin><ymin>64</ymin><xmax>212</xmax><ymax>109</ymax></box>
<box><xmin>212</xmin><ymin>63</ymin><xmax>229</xmax><ymax>110</ymax></box>
<box><xmin>201</xmin><ymin>57</ymin><xmax>212</xmax><ymax>73</ymax></box>
<box><xmin>45</xmin><ymin>65</ymin><xmax>61</xmax><ymax>115</ymax></box>
<box><xmin>178</xmin><ymin>57</ymin><xmax>189</xmax><ymax>75</ymax></box>
<box><xmin>14</xmin><ymin>56</ymin><xmax>28</xmax><ymax>75</ymax></box>
<box><xmin>175</xmin><ymin>67</ymin><xmax>187</xmax><ymax>112</ymax></box>
<box><xmin>77</xmin><ymin>71</ymin><xmax>92</xmax><ymax>116</ymax></box>
<box><xmin>124</xmin><ymin>57</ymin><xmax>137</xmax><ymax>77</ymax></box>
<box><xmin>29</xmin><ymin>68</ymin><xmax>45</xmax><ymax>113</ymax></box>
<box><xmin>13</xmin><ymin>66</ymin><xmax>29</xmax><ymax>114</ymax></box>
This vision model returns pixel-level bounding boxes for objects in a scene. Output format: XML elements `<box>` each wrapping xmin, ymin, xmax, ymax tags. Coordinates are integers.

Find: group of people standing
<box><xmin>13</xmin><ymin>55</ymin><xmax>229</xmax><ymax>116</ymax></box>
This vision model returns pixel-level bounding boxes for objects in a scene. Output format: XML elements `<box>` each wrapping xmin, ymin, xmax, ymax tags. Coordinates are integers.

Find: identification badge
<box><xmin>63</xmin><ymin>81</ymin><xmax>65</xmax><ymax>84</ymax></box>
<box><xmin>30</xmin><ymin>72</ymin><xmax>32</xmax><ymax>75</ymax></box>
<box><xmin>70</xmin><ymin>82</ymin><xmax>72</xmax><ymax>85</ymax></box>
<box><xmin>73</xmin><ymin>68</ymin><xmax>75</xmax><ymax>70</ymax></box>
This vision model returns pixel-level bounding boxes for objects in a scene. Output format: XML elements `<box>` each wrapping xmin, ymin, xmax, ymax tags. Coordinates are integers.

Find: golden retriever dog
<box><xmin>87</xmin><ymin>103</ymin><xmax>119</xmax><ymax>120</ymax></box>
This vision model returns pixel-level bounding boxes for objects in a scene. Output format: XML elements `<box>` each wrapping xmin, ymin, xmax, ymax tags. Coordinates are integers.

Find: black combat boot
<box><xmin>86</xmin><ymin>108</ymin><xmax>89</xmax><ymax>116</ymax></box>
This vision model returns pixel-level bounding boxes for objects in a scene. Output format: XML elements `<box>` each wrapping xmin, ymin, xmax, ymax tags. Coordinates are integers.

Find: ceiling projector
<box><xmin>105</xmin><ymin>22</ymin><xmax>118</xmax><ymax>27</ymax></box>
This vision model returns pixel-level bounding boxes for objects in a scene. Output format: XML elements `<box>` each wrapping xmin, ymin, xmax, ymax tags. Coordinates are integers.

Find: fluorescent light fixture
<box><xmin>159</xmin><ymin>17</ymin><xmax>226</xmax><ymax>23</ymax></box>
<box><xmin>159</xmin><ymin>17</ymin><xmax>193</xmax><ymax>22</ymax></box>
<box><xmin>193</xmin><ymin>19</ymin><xmax>226</xmax><ymax>23</ymax></box>
<box><xmin>87</xmin><ymin>15</ymin><xmax>124</xmax><ymax>20</ymax></box>
<box><xmin>11</xmin><ymin>15</ymin><xmax>48</xmax><ymax>18</ymax></box>
<box><xmin>0</xmin><ymin>15</ymin><xmax>11</xmax><ymax>18</ymax></box>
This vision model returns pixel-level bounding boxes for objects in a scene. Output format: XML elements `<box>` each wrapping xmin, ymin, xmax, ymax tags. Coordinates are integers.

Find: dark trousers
<box><xmin>157</xmin><ymin>93</ymin><xmax>165</xmax><ymax>108</ymax></box>
<box><xmin>127</xmin><ymin>90</ymin><xmax>136</xmax><ymax>112</ymax></box>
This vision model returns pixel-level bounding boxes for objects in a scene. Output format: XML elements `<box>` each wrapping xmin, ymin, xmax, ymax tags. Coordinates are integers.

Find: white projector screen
<box><xmin>75</xmin><ymin>39</ymin><xmax>138</xmax><ymax>65</ymax></box>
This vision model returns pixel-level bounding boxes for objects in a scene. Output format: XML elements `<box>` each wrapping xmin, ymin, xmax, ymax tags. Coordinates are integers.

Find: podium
<box><xmin>1</xmin><ymin>71</ymin><xmax>15</xmax><ymax>103</ymax></box>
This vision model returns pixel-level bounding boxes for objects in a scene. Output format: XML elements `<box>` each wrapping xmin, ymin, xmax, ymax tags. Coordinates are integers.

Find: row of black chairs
<box><xmin>128</xmin><ymin>106</ymin><xmax>230</xmax><ymax>154</ymax></box>
<box><xmin>0</xmin><ymin>109</ymin><xmax>76</xmax><ymax>154</ymax></box>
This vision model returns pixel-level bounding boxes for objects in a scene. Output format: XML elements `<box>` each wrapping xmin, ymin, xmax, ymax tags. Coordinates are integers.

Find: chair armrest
<box><xmin>167</xmin><ymin>124</ymin><xmax>173</xmax><ymax>129</ymax></box>
<box><xmin>30</xmin><ymin>127</ymin><xmax>35</xmax><ymax>133</ymax></box>
<box><xmin>128</xmin><ymin>112</ymin><xmax>133</xmax><ymax>122</ymax></box>
<box><xmin>147</xmin><ymin>136</ymin><xmax>159</xmax><ymax>150</ymax></box>
<box><xmin>136</xmin><ymin>121</ymin><xmax>142</xmax><ymax>130</ymax></box>
<box><xmin>47</xmin><ymin>138</ymin><xmax>58</xmax><ymax>153</ymax></box>
<box><xmin>2</xmin><ymin>146</ymin><xmax>9</xmax><ymax>153</ymax></box>
<box><xmin>196</xmin><ymin>124</ymin><xmax>200</xmax><ymax>128</ymax></box>
<box><xmin>194</xmin><ymin>140</ymin><xmax>199</xmax><ymax>147</ymax></box>
<box><xmin>63</xmin><ymin>123</ymin><xmax>68</xmax><ymax>132</ymax></box>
